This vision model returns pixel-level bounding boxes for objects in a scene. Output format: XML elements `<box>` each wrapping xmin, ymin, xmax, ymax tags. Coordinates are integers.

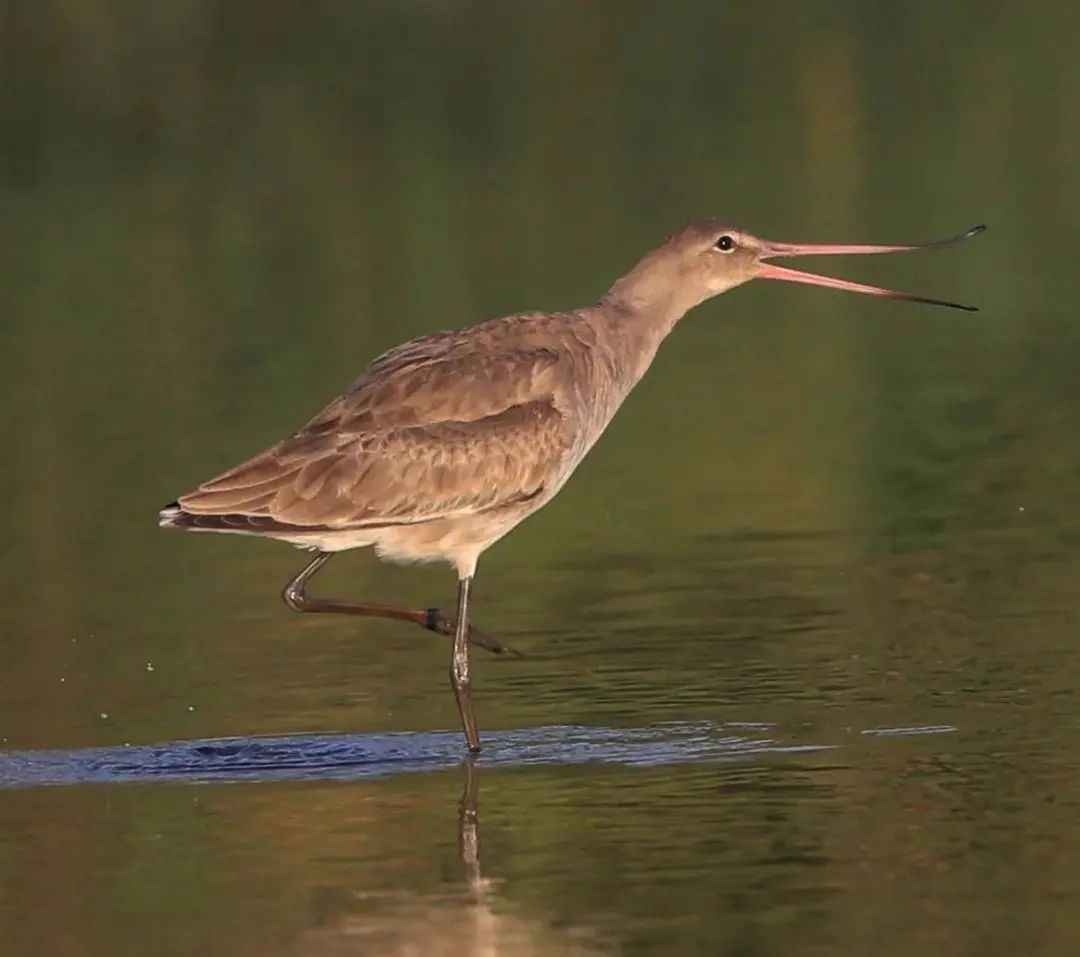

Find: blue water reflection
<box><xmin>0</xmin><ymin>721</ymin><xmax>848</xmax><ymax>789</ymax></box>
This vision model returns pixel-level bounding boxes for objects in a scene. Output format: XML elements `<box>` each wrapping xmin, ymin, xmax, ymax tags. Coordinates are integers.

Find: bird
<box><xmin>160</xmin><ymin>219</ymin><xmax>984</xmax><ymax>752</ymax></box>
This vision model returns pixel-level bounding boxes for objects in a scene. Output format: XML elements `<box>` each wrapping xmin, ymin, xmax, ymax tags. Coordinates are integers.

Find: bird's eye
<box><xmin>715</xmin><ymin>235</ymin><xmax>735</xmax><ymax>252</ymax></box>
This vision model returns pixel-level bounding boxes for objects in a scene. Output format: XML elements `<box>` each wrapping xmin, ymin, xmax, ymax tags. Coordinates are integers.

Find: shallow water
<box><xmin>3</xmin><ymin>3</ymin><xmax>1080</xmax><ymax>955</ymax></box>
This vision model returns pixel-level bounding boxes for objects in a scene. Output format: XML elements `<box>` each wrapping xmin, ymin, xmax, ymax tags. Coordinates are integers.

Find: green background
<box><xmin>1</xmin><ymin>2</ymin><xmax>1078</xmax><ymax>955</ymax></box>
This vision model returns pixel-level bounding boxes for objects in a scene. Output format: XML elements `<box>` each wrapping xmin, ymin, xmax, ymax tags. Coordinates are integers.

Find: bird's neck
<box><xmin>589</xmin><ymin>284</ymin><xmax>699</xmax><ymax>387</ymax></box>
<box><xmin>605</xmin><ymin>258</ymin><xmax>708</xmax><ymax>327</ymax></box>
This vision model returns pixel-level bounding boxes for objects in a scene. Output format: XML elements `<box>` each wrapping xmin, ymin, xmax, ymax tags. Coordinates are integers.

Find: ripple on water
<box><xmin>0</xmin><ymin>720</ymin><xmax>841</xmax><ymax>789</ymax></box>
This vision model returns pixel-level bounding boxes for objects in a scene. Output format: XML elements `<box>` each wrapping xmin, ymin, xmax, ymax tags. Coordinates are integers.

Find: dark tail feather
<box><xmin>159</xmin><ymin>501</ymin><xmax>342</xmax><ymax>535</ymax></box>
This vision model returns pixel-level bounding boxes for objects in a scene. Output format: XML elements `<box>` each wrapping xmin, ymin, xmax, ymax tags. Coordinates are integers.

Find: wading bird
<box><xmin>161</xmin><ymin>220</ymin><xmax>984</xmax><ymax>751</ymax></box>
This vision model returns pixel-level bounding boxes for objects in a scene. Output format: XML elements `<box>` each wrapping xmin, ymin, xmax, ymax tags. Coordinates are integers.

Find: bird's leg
<box><xmin>451</xmin><ymin>576</ymin><xmax>482</xmax><ymax>753</ymax></box>
<box><xmin>282</xmin><ymin>552</ymin><xmax>517</xmax><ymax>656</ymax></box>
<box><xmin>420</xmin><ymin>608</ymin><xmax>520</xmax><ymax>657</ymax></box>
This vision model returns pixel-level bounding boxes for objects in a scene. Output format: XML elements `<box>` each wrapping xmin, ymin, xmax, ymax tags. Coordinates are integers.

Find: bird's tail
<box><xmin>158</xmin><ymin>501</ymin><xmax>262</xmax><ymax>532</ymax></box>
<box><xmin>158</xmin><ymin>502</ymin><xmax>185</xmax><ymax>528</ymax></box>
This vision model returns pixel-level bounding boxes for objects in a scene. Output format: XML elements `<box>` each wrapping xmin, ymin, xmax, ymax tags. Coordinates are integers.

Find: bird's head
<box><xmin>607</xmin><ymin>219</ymin><xmax>985</xmax><ymax>316</ymax></box>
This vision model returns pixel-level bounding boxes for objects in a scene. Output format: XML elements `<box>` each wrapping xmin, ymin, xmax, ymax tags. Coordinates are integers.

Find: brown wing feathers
<box><xmin>169</xmin><ymin>334</ymin><xmax>570</xmax><ymax>534</ymax></box>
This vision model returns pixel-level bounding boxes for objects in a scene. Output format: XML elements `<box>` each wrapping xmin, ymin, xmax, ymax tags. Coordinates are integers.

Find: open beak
<box><xmin>756</xmin><ymin>224</ymin><xmax>985</xmax><ymax>311</ymax></box>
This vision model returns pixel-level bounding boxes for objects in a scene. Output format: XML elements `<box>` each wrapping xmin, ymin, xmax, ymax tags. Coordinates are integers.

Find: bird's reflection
<box><xmin>458</xmin><ymin>755</ymin><xmax>484</xmax><ymax>892</ymax></box>
<box><xmin>292</xmin><ymin>759</ymin><xmax>613</xmax><ymax>957</ymax></box>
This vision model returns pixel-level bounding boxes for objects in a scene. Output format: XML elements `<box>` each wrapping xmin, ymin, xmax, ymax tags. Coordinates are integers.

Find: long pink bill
<box><xmin>757</xmin><ymin>224</ymin><xmax>985</xmax><ymax>312</ymax></box>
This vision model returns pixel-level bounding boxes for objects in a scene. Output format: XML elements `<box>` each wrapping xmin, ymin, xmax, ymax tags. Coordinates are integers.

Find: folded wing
<box><xmin>176</xmin><ymin>335</ymin><xmax>572</xmax><ymax>530</ymax></box>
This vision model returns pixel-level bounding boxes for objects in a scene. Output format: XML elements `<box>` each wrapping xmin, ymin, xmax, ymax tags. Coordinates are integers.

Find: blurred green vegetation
<box><xmin>1</xmin><ymin>2</ymin><xmax>1079</xmax><ymax>956</ymax></box>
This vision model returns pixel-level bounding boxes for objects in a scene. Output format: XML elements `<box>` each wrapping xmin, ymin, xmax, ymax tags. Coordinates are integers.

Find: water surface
<box><xmin>2</xmin><ymin>3</ymin><xmax>1079</xmax><ymax>955</ymax></box>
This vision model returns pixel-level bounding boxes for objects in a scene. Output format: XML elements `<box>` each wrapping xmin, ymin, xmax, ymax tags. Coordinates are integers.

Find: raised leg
<box><xmin>450</xmin><ymin>576</ymin><xmax>481</xmax><ymax>753</ymax></box>
<box><xmin>282</xmin><ymin>551</ymin><xmax>517</xmax><ymax>656</ymax></box>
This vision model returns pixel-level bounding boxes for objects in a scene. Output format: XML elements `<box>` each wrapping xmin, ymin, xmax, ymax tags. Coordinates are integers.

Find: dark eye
<box><xmin>715</xmin><ymin>235</ymin><xmax>735</xmax><ymax>252</ymax></box>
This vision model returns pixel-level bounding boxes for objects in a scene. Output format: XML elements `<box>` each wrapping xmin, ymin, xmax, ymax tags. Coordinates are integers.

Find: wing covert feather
<box><xmin>178</xmin><ymin>338</ymin><xmax>574</xmax><ymax>529</ymax></box>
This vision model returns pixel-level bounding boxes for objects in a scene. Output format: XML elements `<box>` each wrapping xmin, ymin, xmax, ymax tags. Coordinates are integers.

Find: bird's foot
<box><xmin>423</xmin><ymin>608</ymin><xmax>523</xmax><ymax>657</ymax></box>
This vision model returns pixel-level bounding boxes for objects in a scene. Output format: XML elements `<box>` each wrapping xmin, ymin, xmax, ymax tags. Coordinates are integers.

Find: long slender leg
<box><xmin>282</xmin><ymin>551</ymin><xmax>517</xmax><ymax>656</ymax></box>
<box><xmin>450</xmin><ymin>576</ymin><xmax>481</xmax><ymax>753</ymax></box>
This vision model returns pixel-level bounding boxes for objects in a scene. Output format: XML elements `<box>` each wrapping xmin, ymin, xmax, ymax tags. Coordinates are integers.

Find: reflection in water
<box><xmin>292</xmin><ymin>760</ymin><xmax>615</xmax><ymax>957</ymax></box>
<box><xmin>0</xmin><ymin>720</ymin><xmax>834</xmax><ymax>789</ymax></box>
